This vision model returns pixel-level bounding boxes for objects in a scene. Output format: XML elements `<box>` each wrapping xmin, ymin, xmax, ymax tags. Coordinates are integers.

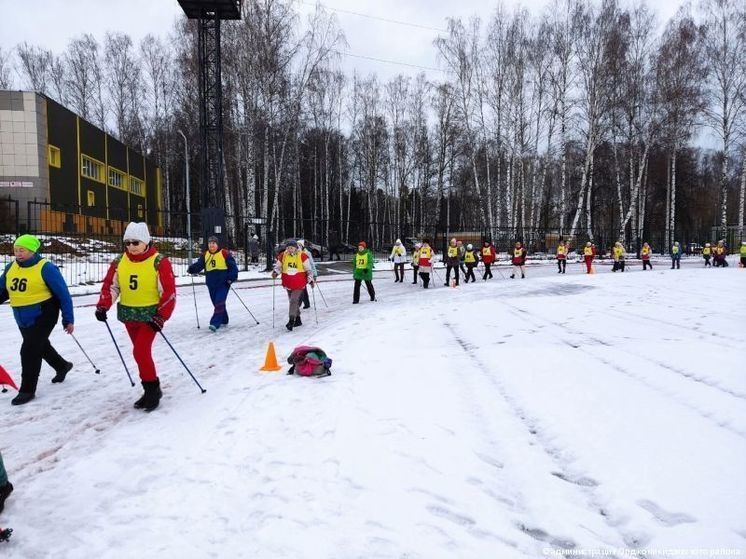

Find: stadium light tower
<box><xmin>177</xmin><ymin>0</ymin><xmax>242</xmax><ymax>245</ymax></box>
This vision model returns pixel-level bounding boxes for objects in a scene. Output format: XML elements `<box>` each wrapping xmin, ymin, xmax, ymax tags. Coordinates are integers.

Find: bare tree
<box><xmin>16</xmin><ymin>42</ymin><xmax>52</xmax><ymax>93</ymax></box>
<box><xmin>0</xmin><ymin>47</ymin><xmax>13</xmax><ymax>89</ymax></box>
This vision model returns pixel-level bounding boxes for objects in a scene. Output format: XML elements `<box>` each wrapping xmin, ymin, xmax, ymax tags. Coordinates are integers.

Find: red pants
<box><xmin>584</xmin><ymin>255</ymin><xmax>594</xmax><ymax>273</ymax></box>
<box><xmin>124</xmin><ymin>321</ymin><xmax>158</xmax><ymax>382</ymax></box>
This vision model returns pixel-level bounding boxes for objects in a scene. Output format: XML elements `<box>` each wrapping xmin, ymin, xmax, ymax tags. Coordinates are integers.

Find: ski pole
<box><xmin>272</xmin><ymin>277</ymin><xmax>276</xmax><ymax>329</ymax></box>
<box><xmin>311</xmin><ymin>284</ymin><xmax>319</xmax><ymax>325</ymax></box>
<box><xmin>315</xmin><ymin>281</ymin><xmax>329</xmax><ymax>308</ymax></box>
<box><xmin>158</xmin><ymin>331</ymin><xmax>206</xmax><ymax>393</ymax></box>
<box><xmin>103</xmin><ymin>321</ymin><xmax>135</xmax><ymax>387</ymax></box>
<box><xmin>230</xmin><ymin>286</ymin><xmax>259</xmax><ymax>324</ymax></box>
<box><xmin>190</xmin><ymin>275</ymin><xmax>201</xmax><ymax>329</ymax></box>
<box><xmin>71</xmin><ymin>333</ymin><xmax>101</xmax><ymax>374</ymax></box>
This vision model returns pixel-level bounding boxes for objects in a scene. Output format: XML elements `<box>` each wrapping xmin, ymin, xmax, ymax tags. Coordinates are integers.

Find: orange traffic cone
<box><xmin>260</xmin><ymin>342</ymin><xmax>282</xmax><ymax>372</ymax></box>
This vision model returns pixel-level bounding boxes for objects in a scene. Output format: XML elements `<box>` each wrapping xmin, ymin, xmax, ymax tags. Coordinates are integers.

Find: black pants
<box><xmin>465</xmin><ymin>264</ymin><xmax>477</xmax><ymax>282</ymax></box>
<box><xmin>412</xmin><ymin>265</ymin><xmax>419</xmax><ymax>283</ymax></box>
<box><xmin>353</xmin><ymin>279</ymin><xmax>375</xmax><ymax>303</ymax></box>
<box><xmin>482</xmin><ymin>263</ymin><xmax>493</xmax><ymax>280</ymax></box>
<box><xmin>557</xmin><ymin>259</ymin><xmax>566</xmax><ymax>273</ymax></box>
<box><xmin>445</xmin><ymin>264</ymin><xmax>460</xmax><ymax>286</ymax></box>
<box><xmin>19</xmin><ymin>300</ymin><xmax>68</xmax><ymax>395</ymax></box>
<box><xmin>671</xmin><ymin>258</ymin><xmax>680</xmax><ymax>269</ymax></box>
<box><xmin>419</xmin><ymin>272</ymin><xmax>430</xmax><ymax>288</ymax></box>
<box><xmin>393</xmin><ymin>262</ymin><xmax>405</xmax><ymax>282</ymax></box>
<box><xmin>704</xmin><ymin>256</ymin><xmax>711</xmax><ymax>267</ymax></box>
<box><xmin>643</xmin><ymin>260</ymin><xmax>652</xmax><ymax>270</ymax></box>
<box><xmin>612</xmin><ymin>260</ymin><xmax>625</xmax><ymax>272</ymax></box>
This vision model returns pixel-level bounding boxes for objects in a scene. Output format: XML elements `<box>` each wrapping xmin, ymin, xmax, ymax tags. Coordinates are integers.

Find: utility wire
<box><xmin>332</xmin><ymin>49</ymin><xmax>444</xmax><ymax>73</ymax></box>
<box><xmin>301</xmin><ymin>0</ymin><xmax>448</xmax><ymax>33</ymax></box>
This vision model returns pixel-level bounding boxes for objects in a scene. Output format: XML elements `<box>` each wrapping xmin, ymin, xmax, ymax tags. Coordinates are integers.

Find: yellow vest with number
<box><xmin>118</xmin><ymin>253</ymin><xmax>160</xmax><ymax>307</ymax></box>
<box><xmin>584</xmin><ymin>247</ymin><xmax>593</xmax><ymax>256</ymax></box>
<box><xmin>703</xmin><ymin>247</ymin><xmax>711</xmax><ymax>256</ymax></box>
<box><xmin>6</xmin><ymin>259</ymin><xmax>52</xmax><ymax>307</ymax></box>
<box><xmin>281</xmin><ymin>251</ymin><xmax>304</xmax><ymax>275</ymax></box>
<box><xmin>420</xmin><ymin>247</ymin><xmax>432</xmax><ymax>259</ymax></box>
<box><xmin>356</xmin><ymin>252</ymin><xmax>369</xmax><ymax>269</ymax></box>
<box><xmin>448</xmin><ymin>247</ymin><xmax>458</xmax><ymax>257</ymax></box>
<box><xmin>204</xmin><ymin>250</ymin><xmax>227</xmax><ymax>271</ymax></box>
<box><xmin>464</xmin><ymin>251</ymin><xmax>476</xmax><ymax>263</ymax></box>
<box><xmin>557</xmin><ymin>245</ymin><xmax>566</xmax><ymax>256</ymax></box>
<box><xmin>672</xmin><ymin>245</ymin><xmax>679</xmax><ymax>254</ymax></box>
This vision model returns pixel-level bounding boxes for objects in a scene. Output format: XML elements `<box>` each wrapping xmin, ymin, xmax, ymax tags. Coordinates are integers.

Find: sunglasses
<box><xmin>124</xmin><ymin>240</ymin><xmax>142</xmax><ymax>246</ymax></box>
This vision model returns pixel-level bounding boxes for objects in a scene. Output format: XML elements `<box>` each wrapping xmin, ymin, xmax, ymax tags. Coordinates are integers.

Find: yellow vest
<box><xmin>464</xmin><ymin>250</ymin><xmax>476</xmax><ymax>263</ymax></box>
<box><xmin>5</xmin><ymin>259</ymin><xmax>53</xmax><ymax>307</ymax></box>
<box><xmin>448</xmin><ymin>246</ymin><xmax>458</xmax><ymax>257</ymax></box>
<box><xmin>118</xmin><ymin>253</ymin><xmax>160</xmax><ymax>307</ymax></box>
<box><xmin>584</xmin><ymin>247</ymin><xmax>593</xmax><ymax>256</ymax></box>
<box><xmin>557</xmin><ymin>245</ymin><xmax>566</xmax><ymax>256</ymax></box>
<box><xmin>411</xmin><ymin>249</ymin><xmax>420</xmax><ymax>263</ymax></box>
<box><xmin>356</xmin><ymin>252</ymin><xmax>369</xmax><ymax>269</ymax></box>
<box><xmin>613</xmin><ymin>246</ymin><xmax>624</xmax><ymax>258</ymax></box>
<box><xmin>642</xmin><ymin>247</ymin><xmax>650</xmax><ymax>256</ymax></box>
<box><xmin>281</xmin><ymin>251</ymin><xmax>304</xmax><ymax>275</ymax></box>
<box><xmin>204</xmin><ymin>250</ymin><xmax>228</xmax><ymax>271</ymax></box>
<box><xmin>393</xmin><ymin>247</ymin><xmax>404</xmax><ymax>256</ymax></box>
<box><xmin>703</xmin><ymin>247</ymin><xmax>711</xmax><ymax>256</ymax></box>
<box><xmin>481</xmin><ymin>247</ymin><xmax>491</xmax><ymax>256</ymax></box>
<box><xmin>672</xmin><ymin>245</ymin><xmax>679</xmax><ymax>254</ymax></box>
<box><xmin>420</xmin><ymin>247</ymin><xmax>433</xmax><ymax>259</ymax></box>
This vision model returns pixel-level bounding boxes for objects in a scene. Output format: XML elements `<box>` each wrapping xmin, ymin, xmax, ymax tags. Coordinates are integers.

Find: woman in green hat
<box><xmin>0</xmin><ymin>234</ymin><xmax>74</xmax><ymax>405</ymax></box>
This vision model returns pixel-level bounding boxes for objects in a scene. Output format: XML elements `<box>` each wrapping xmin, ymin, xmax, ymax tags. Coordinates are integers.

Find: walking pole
<box><xmin>71</xmin><ymin>333</ymin><xmax>101</xmax><ymax>374</ymax></box>
<box><xmin>158</xmin><ymin>331</ymin><xmax>206</xmax><ymax>393</ymax></box>
<box><xmin>103</xmin><ymin>321</ymin><xmax>135</xmax><ymax>387</ymax></box>
<box><xmin>190</xmin><ymin>274</ymin><xmax>201</xmax><ymax>329</ymax></box>
<box><xmin>230</xmin><ymin>286</ymin><xmax>259</xmax><ymax>324</ymax></box>
<box><xmin>272</xmin><ymin>276</ymin><xmax>276</xmax><ymax>329</ymax></box>
<box><xmin>315</xmin><ymin>281</ymin><xmax>329</xmax><ymax>308</ymax></box>
<box><xmin>311</xmin><ymin>284</ymin><xmax>319</xmax><ymax>325</ymax></box>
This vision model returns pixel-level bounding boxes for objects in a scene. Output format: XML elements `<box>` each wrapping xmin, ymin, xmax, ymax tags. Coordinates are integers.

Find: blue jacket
<box><xmin>0</xmin><ymin>253</ymin><xmax>74</xmax><ymax>328</ymax></box>
<box><xmin>187</xmin><ymin>249</ymin><xmax>239</xmax><ymax>290</ymax></box>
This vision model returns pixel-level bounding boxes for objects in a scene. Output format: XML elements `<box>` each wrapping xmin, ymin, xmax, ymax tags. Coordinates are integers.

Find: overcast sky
<box><xmin>1</xmin><ymin>0</ymin><xmax>689</xmax><ymax>83</ymax></box>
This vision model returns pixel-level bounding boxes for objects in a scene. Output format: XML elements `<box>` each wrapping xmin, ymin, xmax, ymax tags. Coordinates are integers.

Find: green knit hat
<box><xmin>14</xmin><ymin>234</ymin><xmax>41</xmax><ymax>253</ymax></box>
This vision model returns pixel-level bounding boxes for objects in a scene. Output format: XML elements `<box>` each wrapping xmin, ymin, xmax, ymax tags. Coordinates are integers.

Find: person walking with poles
<box><xmin>444</xmin><ymin>238</ymin><xmax>461</xmax><ymax>286</ymax></box>
<box><xmin>641</xmin><ymin>242</ymin><xmax>653</xmax><ymax>270</ymax></box>
<box><xmin>583</xmin><ymin>242</ymin><xmax>595</xmax><ymax>274</ymax></box>
<box><xmin>418</xmin><ymin>240</ymin><xmax>434</xmax><ymax>288</ymax></box>
<box><xmin>457</xmin><ymin>240</ymin><xmax>467</xmax><ymax>277</ymax></box>
<box><xmin>298</xmin><ymin>239</ymin><xmax>318</xmax><ymax>310</ymax></box>
<box><xmin>0</xmin><ymin>234</ymin><xmax>74</xmax><ymax>406</ymax></box>
<box><xmin>463</xmin><ymin>243</ymin><xmax>480</xmax><ymax>283</ymax></box>
<box><xmin>187</xmin><ymin>235</ymin><xmax>238</xmax><ymax>332</ymax></box>
<box><xmin>612</xmin><ymin>241</ymin><xmax>626</xmax><ymax>272</ymax></box>
<box><xmin>713</xmin><ymin>240</ymin><xmax>728</xmax><ymax>267</ymax></box>
<box><xmin>411</xmin><ymin>243</ymin><xmax>421</xmax><ymax>284</ymax></box>
<box><xmin>510</xmin><ymin>242</ymin><xmax>527</xmax><ymax>279</ymax></box>
<box><xmin>556</xmin><ymin>240</ymin><xmax>568</xmax><ymax>274</ymax></box>
<box><xmin>702</xmin><ymin>243</ymin><xmax>712</xmax><ymax>267</ymax></box>
<box><xmin>352</xmin><ymin>241</ymin><xmax>376</xmax><ymax>303</ymax></box>
<box><xmin>481</xmin><ymin>240</ymin><xmax>496</xmax><ymax>280</ymax></box>
<box><xmin>671</xmin><ymin>241</ymin><xmax>682</xmax><ymax>269</ymax></box>
<box><xmin>390</xmin><ymin>239</ymin><xmax>407</xmax><ymax>283</ymax></box>
<box><xmin>272</xmin><ymin>240</ymin><xmax>314</xmax><ymax>331</ymax></box>
<box><xmin>95</xmin><ymin>223</ymin><xmax>176</xmax><ymax>411</ymax></box>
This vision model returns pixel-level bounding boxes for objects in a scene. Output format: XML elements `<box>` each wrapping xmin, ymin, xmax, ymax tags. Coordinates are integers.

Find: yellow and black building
<box><xmin>0</xmin><ymin>90</ymin><xmax>162</xmax><ymax>235</ymax></box>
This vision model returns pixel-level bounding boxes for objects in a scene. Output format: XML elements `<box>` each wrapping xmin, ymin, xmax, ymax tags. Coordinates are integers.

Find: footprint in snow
<box><xmin>637</xmin><ymin>499</ymin><xmax>697</xmax><ymax>527</ymax></box>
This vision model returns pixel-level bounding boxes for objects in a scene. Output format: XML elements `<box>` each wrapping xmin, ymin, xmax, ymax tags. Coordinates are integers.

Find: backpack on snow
<box><xmin>287</xmin><ymin>346</ymin><xmax>332</xmax><ymax>377</ymax></box>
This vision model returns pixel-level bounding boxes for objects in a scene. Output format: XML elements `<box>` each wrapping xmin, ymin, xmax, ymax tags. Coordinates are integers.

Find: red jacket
<box><xmin>97</xmin><ymin>246</ymin><xmax>176</xmax><ymax>320</ymax></box>
<box><xmin>481</xmin><ymin>245</ymin><xmax>496</xmax><ymax>264</ymax></box>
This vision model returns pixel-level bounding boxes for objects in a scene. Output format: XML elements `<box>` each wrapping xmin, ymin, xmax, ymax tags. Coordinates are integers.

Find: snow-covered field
<box><xmin>1</xmin><ymin>259</ymin><xmax>744</xmax><ymax>558</ymax></box>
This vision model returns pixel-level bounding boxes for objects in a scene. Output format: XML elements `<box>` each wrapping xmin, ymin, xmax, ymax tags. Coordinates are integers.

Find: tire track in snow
<box><xmin>501</xmin><ymin>302</ymin><xmax>746</xmax><ymax>442</ymax></box>
<box><xmin>442</xmin><ymin>320</ymin><xmax>649</xmax><ymax>551</ymax></box>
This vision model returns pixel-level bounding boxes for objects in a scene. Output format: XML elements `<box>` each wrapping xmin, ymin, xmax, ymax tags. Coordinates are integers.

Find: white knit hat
<box><xmin>395</xmin><ymin>238</ymin><xmax>401</xmax><ymax>244</ymax></box>
<box><xmin>123</xmin><ymin>222</ymin><xmax>151</xmax><ymax>244</ymax></box>
<box><xmin>297</xmin><ymin>239</ymin><xmax>305</xmax><ymax>247</ymax></box>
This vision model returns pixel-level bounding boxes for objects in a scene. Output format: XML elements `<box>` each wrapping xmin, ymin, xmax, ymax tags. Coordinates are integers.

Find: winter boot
<box><xmin>51</xmin><ymin>360</ymin><xmax>73</xmax><ymax>383</ymax></box>
<box><xmin>0</xmin><ymin>482</ymin><xmax>13</xmax><ymax>514</ymax></box>
<box><xmin>294</xmin><ymin>316</ymin><xmax>302</xmax><ymax>327</ymax></box>
<box><xmin>521</xmin><ymin>273</ymin><xmax>525</xmax><ymax>279</ymax></box>
<box><xmin>286</xmin><ymin>319</ymin><xmax>294</xmax><ymax>331</ymax></box>
<box><xmin>510</xmin><ymin>274</ymin><xmax>515</xmax><ymax>279</ymax></box>
<box><xmin>134</xmin><ymin>379</ymin><xmax>162</xmax><ymax>412</ymax></box>
<box><xmin>11</xmin><ymin>392</ymin><xmax>35</xmax><ymax>406</ymax></box>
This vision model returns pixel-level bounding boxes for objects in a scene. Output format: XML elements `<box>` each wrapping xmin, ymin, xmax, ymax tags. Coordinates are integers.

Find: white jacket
<box><xmin>390</xmin><ymin>244</ymin><xmax>408</xmax><ymax>263</ymax></box>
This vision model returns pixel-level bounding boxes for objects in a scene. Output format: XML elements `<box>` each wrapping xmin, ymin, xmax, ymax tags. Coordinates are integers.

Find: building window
<box><xmin>108</xmin><ymin>167</ymin><xmax>127</xmax><ymax>190</ymax></box>
<box><xmin>48</xmin><ymin>145</ymin><xmax>61</xmax><ymax>168</ymax></box>
<box><xmin>129</xmin><ymin>176</ymin><xmax>144</xmax><ymax>196</ymax></box>
<box><xmin>137</xmin><ymin>204</ymin><xmax>144</xmax><ymax>218</ymax></box>
<box><xmin>81</xmin><ymin>155</ymin><xmax>104</xmax><ymax>183</ymax></box>
<box><xmin>87</xmin><ymin>190</ymin><xmax>95</xmax><ymax>207</ymax></box>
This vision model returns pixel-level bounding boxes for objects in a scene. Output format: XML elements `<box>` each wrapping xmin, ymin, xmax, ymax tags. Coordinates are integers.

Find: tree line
<box><xmin>0</xmin><ymin>0</ymin><xmax>744</xmax><ymax>250</ymax></box>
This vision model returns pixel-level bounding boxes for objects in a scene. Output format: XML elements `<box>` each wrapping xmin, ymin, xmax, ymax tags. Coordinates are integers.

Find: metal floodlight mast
<box><xmin>177</xmin><ymin>0</ymin><xmax>242</xmax><ymax>243</ymax></box>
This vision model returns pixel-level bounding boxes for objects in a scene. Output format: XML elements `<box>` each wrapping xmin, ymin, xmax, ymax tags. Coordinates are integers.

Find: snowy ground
<box><xmin>1</xmin><ymin>258</ymin><xmax>745</xmax><ymax>558</ymax></box>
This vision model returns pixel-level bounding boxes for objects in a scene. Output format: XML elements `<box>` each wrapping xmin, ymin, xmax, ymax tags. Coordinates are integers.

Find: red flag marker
<box><xmin>0</xmin><ymin>365</ymin><xmax>19</xmax><ymax>391</ymax></box>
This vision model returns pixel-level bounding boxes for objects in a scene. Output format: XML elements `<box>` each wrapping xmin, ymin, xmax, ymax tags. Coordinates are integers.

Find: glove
<box><xmin>309</xmin><ymin>280</ymin><xmax>315</xmax><ymax>289</ymax></box>
<box><xmin>148</xmin><ymin>315</ymin><xmax>165</xmax><ymax>332</ymax></box>
<box><xmin>271</xmin><ymin>272</ymin><xmax>278</xmax><ymax>279</ymax></box>
<box><xmin>95</xmin><ymin>307</ymin><xmax>108</xmax><ymax>322</ymax></box>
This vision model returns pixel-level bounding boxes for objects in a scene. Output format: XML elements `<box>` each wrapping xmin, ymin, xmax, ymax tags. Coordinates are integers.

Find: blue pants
<box><xmin>0</xmin><ymin>452</ymin><xmax>7</xmax><ymax>486</ymax></box>
<box><xmin>208</xmin><ymin>284</ymin><xmax>230</xmax><ymax>329</ymax></box>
